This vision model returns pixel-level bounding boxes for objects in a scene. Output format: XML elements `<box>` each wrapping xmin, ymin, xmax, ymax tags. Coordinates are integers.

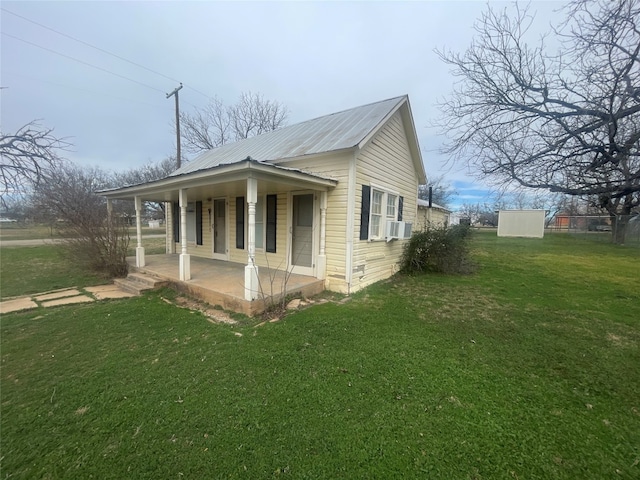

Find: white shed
<box><xmin>497</xmin><ymin>210</ymin><xmax>546</xmax><ymax>238</ymax></box>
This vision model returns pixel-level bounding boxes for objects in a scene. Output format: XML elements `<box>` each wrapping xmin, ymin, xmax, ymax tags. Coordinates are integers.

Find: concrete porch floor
<box><xmin>127</xmin><ymin>254</ymin><xmax>325</xmax><ymax>316</ymax></box>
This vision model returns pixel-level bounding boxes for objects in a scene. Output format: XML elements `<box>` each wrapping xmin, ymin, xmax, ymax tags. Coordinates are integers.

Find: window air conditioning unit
<box><xmin>403</xmin><ymin>222</ymin><xmax>413</xmax><ymax>239</ymax></box>
<box><xmin>386</xmin><ymin>220</ymin><xmax>413</xmax><ymax>242</ymax></box>
<box><xmin>386</xmin><ymin>220</ymin><xmax>401</xmax><ymax>241</ymax></box>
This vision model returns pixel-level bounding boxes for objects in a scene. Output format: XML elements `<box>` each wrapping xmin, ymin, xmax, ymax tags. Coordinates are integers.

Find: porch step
<box><xmin>114</xmin><ymin>272</ymin><xmax>168</xmax><ymax>295</ymax></box>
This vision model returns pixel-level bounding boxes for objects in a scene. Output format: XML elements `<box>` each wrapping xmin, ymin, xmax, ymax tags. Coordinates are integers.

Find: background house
<box><xmin>415</xmin><ymin>199</ymin><xmax>451</xmax><ymax>230</ymax></box>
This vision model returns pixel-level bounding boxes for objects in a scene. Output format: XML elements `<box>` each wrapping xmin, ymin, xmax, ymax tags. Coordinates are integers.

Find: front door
<box><xmin>212</xmin><ymin>199</ymin><xmax>227</xmax><ymax>260</ymax></box>
<box><xmin>291</xmin><ymin>193</ymin><xmax>314</xmax><ymax>275</ymax></box>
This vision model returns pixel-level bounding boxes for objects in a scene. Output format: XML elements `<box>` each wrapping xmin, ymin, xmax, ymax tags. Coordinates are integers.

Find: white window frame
<box><xmin>369</xmin><ymin>187</ymin><xmax>399</xmax><ymax>240</ymax></box>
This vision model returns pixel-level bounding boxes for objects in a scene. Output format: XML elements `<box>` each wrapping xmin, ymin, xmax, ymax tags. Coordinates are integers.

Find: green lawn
<box><xmin>0</xmin><ymin>245</ymin><xmax>107</xmax><ymax>298</ymax></box>
<box><xmin>1</xmin><ymin>233</ymin><xmax>639</xmax><ymax>478</ymax></box>
<box><xmin>0</xmin><ymin>239</ymin><xmax>166</xmax><ymax>299</ymax></box>
<box><xmin>0</xmin><ymin>223</ymin><xmax>165</xmax><ymax>241</ymax></box>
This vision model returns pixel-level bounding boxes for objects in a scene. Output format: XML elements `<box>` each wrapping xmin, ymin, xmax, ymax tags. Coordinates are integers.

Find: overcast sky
<box><xmin>1</xmin><ymin>0</ymin><xmax>563</xmax><ymax>208</ymax></box>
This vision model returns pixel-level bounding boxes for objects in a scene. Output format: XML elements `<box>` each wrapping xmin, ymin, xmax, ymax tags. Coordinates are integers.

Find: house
<box><xmin>415</xmin><ymin>199</ymin><xmax>451</xmax><ymax>229</ymax></box>
<box><xmin>100</xmin><ymin>95</ymin><xmax>426</xmax><ymax>312</ymax></box>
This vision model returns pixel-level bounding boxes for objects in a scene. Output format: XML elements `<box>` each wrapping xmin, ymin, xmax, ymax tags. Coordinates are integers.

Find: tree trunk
<box><xmin>610</xmin><ymin>205</ymin><xmax>632</xmax><ymax>245</ymax></box>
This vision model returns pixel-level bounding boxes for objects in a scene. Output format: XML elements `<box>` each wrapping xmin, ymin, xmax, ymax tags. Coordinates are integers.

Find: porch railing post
<box><xmin>134</xmin><ymin>196</ymin><xmax>145</xmax><ymax>267</ymax></box>
<box><xmin>179</xmin><ymin>188</ymin><xmax>191</xmax><ymax>281</ymax></box>
<box><xmin>106</xmin><ymin>197</ymin><xmax>114</xmax><ymax>244</ymax></box>
<box><xmin>244</xmin><ymin>177</ymin><xmax>259</xmax><ymax>301</ymax></box>
<box><xmin>317</xmin><ymin>191</ymin><xmax>327</xmax><ymax>280</ymax></box>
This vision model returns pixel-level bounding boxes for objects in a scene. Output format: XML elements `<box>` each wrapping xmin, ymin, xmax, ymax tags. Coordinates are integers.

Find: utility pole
<box><xmin>166</xmin><ymin>83</ymin><xmax>183</xmax><ymax>169</ymax></box>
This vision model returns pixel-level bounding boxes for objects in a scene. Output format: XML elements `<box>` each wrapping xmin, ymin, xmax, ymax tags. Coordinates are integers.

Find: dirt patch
<box><xmin>170</xmin><ymin>296</ymin><xmax>238</xmax><ymax>325</ymax></box>
<box><xmin>606</xmin><ymin>332</ymin><xmax>635</xmax><ymax>348</ymax></box>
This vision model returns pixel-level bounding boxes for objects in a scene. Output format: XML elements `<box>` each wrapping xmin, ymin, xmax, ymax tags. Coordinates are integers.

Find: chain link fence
<box><xmin>549</xmin><ymin>215</ymin><xmax>640</xmax><ymax>246</ymax></box>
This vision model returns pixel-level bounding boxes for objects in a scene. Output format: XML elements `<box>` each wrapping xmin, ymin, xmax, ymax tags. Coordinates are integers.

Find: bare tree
<box><xmin>180</xmin><ymin>97</ymin><xmax>231</xmax><ymax>153</ymax></box>
<box><xmin>230</xmin><ymin>92</ymin><xmax>288</xmax><ymax>140</ymax></box>
<box><xmin>418</xmin><ymin>174</ymin><xmax>457</xmax><ymax>207</ymax></box>
<box><xmin>112</xmin><ymin>156</ymin><xmax>177</xmax><ymax>187</ymax></box>
<box><xmin>0</xmin><ymin>121</ymin><xmax>70</xmax><ymax>207</ymax></box>
<box><xmin>31</xmin><ymin>163</ymin><xmax>129</xmax><ymax>277</ymax></box>
<box><xmin>436</xmin><ymin>0</ymin><xmax>640</xmax><ymax>243</ymax></box>
<box><xmin>180</xmin><ymin>92</ymin><xmax>288</xmax><ymax>154</ymax></box>
<box><xmin>111</xmin><ymin>156</ymin><xmax>177</xmax><ymax>219</ymax></box>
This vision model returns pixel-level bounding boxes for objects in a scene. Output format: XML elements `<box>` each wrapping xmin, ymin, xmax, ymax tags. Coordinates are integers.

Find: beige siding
<box><xmin>350</xmin><ymin>111</ymin><xmax>420</xmax><ymax>292</ymax></box>
<box><xmin>415</xmin><ymin>206</ymin><xmax>449</xmax><ymax>231</ymax></box>
<box><xmin>284</xmin><ymin>153</ymin><xmax>351</xmax><ymax>291</ymax></box>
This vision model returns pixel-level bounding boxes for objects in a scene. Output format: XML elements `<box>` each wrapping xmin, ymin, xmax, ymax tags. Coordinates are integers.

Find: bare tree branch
<box><xmin>435</xmin><ymin>0</ymin><xmax>640</xmax><ymax>242</ymax></box>
<box><xmin>0</xmin><ymin>121</ymin><xmax>70</xmax><ymax>206</ymax></box>
<box><xmin>179</xmin><ymin>92</ymin><xmax>288</xmax><ymax>155</ymax></box>
<box><xmin>30</xmin><ymin>163</ymin><xmax>129</xmax><ymax>277</ymax></box>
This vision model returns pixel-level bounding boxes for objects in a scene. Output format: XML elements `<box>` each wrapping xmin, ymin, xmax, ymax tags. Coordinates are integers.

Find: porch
<box><xmin>127</xmin><ymin>254</ymin><xmax>325</xmax><ymax>316</ymax></box>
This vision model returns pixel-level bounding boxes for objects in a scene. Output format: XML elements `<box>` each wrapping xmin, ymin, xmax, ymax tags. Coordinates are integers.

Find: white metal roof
<box><xmin>417</xmin><ymin>198</ymin><xmax>451</xmax><ymax>212</ymax></box>
<box><xmin>171</xmin><ymin>96</ymin><xmax>409</xmax><ymax>177</ymax></box>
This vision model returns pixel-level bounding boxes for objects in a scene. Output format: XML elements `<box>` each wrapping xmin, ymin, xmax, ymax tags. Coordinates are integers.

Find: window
<box><xmin>266</xmin><ymin>194</ymin><xmax>277</xmax><ymax>253</ymax></box>
<box><xmin>359</xmin><ymin>185</ymin><xmax>403</xmax><ymax>240</ymax></box>
<box><xmin>173</xmin><ymin>202</ymin><xmax>180</xmax><ymax>243</ymax></box>
<box><xmin>195</xmin><ymin>201</ymin><xmax>203</xmax><ymax>245</ymax></box>
<box><xmin>236</xmin><ymin>195</ymin><xmax>277</xmax><ymax>252</ymax></box>
<box><xmin>236</xmin><ymin>197</ymin><xmax>244</xmax><ymax>249</ymax></box>
<box><xmin>370</xmin><ymin>190</ymin><xmax>383</xmax><ymax>239</ymax></box>
<box><xmin>386</xmin><ymin>194</ymin><xmax>397</xmax><ymax>218</ymax></box>
<box><xmin>173</xmin><ymin>201</ymin><xmax>202</xmax><ymax>245</ymax></box>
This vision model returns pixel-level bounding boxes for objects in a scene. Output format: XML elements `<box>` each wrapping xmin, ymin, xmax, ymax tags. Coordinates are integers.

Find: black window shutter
<box><xmin>173</xmin><ymin>202</ymin><xmax>180</xmax><ymax>243</ymax></box>
<box><xmin>236</xmin><ymin>196</ymin><xmax>245</xmax><ymax>249</ymax></box>
<box><xmin>196</xmin><ymin>201</ymin><xmax>203</xmax><ymax>245</ymax></box>
<box><xmin>359</xmin><ymin>185</ymin><xmax>371</xmax><ymax>240</ymax></box>
<box><xmin>398</xmin><ymin>196</ymin><xmax>404</xmax><ymax>221</ymax></box>
<box><xmin>266</xmin><ymin>194</ymin><xmax>277</xmax><ymax>253</ymax></box>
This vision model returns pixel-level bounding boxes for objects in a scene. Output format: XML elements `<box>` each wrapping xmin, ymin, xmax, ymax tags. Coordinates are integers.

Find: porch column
<box><xmin>134</xmin><ymin>196</ymin><xmax>145</xmax><ymax>267</ymax></box>
<box><xmin>165</xmin><ymin>201</ymin><xmax>173</xmax><ymax>254</ymax></box>
<box><xmin>179</xmin><ymin>188</ymin><xmax>191</xmax><ymax>281</ymax></box>
<box><xmin>244</xmin><ymin>177</ymin><xmax>259</xmax><ymax>301</ymax></box>
<box><xmin>317</xmin><ymin>191</ymin><xmax>327</xmax><ymax>280</ymax></box>
<box><xmin>106</xmin><ymin>199</ymin><xmax>114</xmax><ymax>253</ymax></box>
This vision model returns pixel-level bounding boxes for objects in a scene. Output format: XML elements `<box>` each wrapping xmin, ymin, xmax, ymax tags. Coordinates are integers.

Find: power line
<box><xmin>2</xmin><ymin>8</ymin><xmax>178</xmax><ymax>84</ymax></box>
<box><xmin>1</xmin><ymin>7</ymin><xmax>214</xmax><ymax>101</ymax></box>
<box><xmin>3</xmin><ymin>32</ymin><xmax>201</xmax><ymax>111</ymax></box>
<box><xmin>5</xmin><ymin>71</ymin><xmax>167</xmax><ymax>110</ymax></box>
<box><xmin>3</xmin><ymin>32</ymin><xmax>167</xmax><ymax>94</ymax></box>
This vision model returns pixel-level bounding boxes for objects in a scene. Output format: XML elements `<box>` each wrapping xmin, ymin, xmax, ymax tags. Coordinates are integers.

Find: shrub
<box><xmin>400</xmin><ymin>223</ymin><xmax>474</xmax><ymax>274</ymax></box>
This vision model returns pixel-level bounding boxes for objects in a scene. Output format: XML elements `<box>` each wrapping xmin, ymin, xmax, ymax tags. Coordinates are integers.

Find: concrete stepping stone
<box><xmin>85</xmin><ymin>285</ymin><xmax>137</xmax><ymax>300</ymax></box>
<box><xmin>0</xmin><ymin>297</ymin><xmax>38</xmax><ymax>314</ymax></box>
<box><xmin>1</xmin><ymin>283</ymin><xmax>138</xmax><ymax>315</ymax></box>
<box><xmin>35</xmin><ymin>289</ymin><xmax>83</xmax><ymax>302</ymax></box>
<box><xmin>40</xmin><ymin>295</ymin><xmax>95</xmax><ymax>308</ymax></box>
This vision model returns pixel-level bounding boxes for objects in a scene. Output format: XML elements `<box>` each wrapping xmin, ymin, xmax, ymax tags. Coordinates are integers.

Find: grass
<box><xmin>0</xmin><ymin>223</ymin><xmax>56</xmax><ymax>241</ymax></box>
<box><xmin>0</xmin><ymin>245</ymin><xmax>107</xmax><ymax>298</ymax></box>
<box><xmin>0</xmin><ymin>223</ymin><xmax>166</xmax><ymax>241</ymax></box>
<box><xmin>0</xmin><ymin>237</ymin><xmax>166</xmax><ymax>299</ymax></box>
<box><xmin>1</xmin><ymin>232</ymin><xmax>639</xmax><ymax>478</ymax></box>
